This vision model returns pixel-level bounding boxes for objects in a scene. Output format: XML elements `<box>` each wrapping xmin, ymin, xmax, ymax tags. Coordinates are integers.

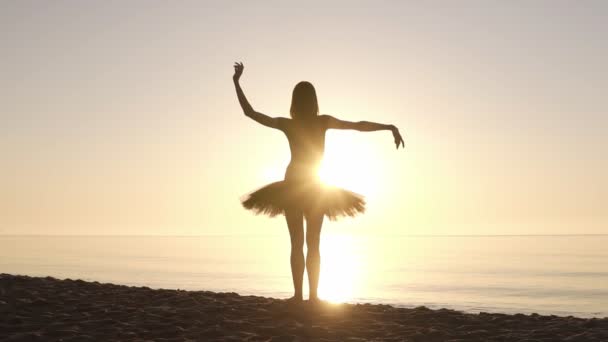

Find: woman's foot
<box><xmin>284</xmin><ymin>295</ymin><xmax>303</xmax><ymax>305</ymax></box>
<box><xmin>307</xmin><ymin>295</ymin><xmax>326</xmax><ymax>305</ymax></box>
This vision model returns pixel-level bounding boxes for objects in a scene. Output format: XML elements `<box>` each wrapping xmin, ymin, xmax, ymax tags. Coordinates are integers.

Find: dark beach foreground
<box><xmin>1</xmin><ymin>274</ymin><xmax>607</xmax><ymax>341</ymax></box>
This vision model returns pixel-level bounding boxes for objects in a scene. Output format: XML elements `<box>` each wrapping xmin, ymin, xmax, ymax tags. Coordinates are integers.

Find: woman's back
<box><xmin>282</xmin><ymin>117</ymin><xmax>327</xmax><ymax>171</ymax></box>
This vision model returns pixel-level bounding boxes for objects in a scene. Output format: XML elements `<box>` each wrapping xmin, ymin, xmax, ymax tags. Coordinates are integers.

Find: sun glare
<box><xmin>318</xmin><ymin>234</ymin><xmax>361</xmax><ymax>303</ymax></box>
<box><xmin>318</xmin><ymin>134</ymin><xmax>381</xmax><ymax>198</ymax></box>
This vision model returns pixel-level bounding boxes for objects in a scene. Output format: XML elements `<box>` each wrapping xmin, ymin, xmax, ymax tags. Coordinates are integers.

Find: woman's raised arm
<box><xmin>233</xmin><ymin>62</ymin><xmax>283</xmax><ymax>130</ymax></box>
<box><xmin>322</xmin><ymin>114</ymin><xmax>405</xmax><ymax>149</ymax></box>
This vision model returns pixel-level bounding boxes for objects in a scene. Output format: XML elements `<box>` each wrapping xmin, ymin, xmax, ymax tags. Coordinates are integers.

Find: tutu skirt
<box><xmin>241</xmin><ymin>179</ymin><xmax>365</xmax><ymax>221</ymax></box>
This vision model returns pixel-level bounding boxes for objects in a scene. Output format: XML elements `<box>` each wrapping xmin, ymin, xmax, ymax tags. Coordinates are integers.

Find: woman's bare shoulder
<box><xmin>276</xmin><ymin>117</ymin><xmax>292</xmax><ymax>130</ymax></box>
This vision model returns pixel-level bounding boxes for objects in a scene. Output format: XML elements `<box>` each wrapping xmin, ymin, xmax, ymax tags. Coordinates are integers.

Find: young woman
<box><xmin>233</xmin><ymin>62</ymin><xmax>404</xmax><ymax>303</ymax></box>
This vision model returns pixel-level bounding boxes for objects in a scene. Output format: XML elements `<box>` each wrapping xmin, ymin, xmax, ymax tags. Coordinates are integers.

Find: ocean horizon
<box><xmin>2</xmin><ymin>234</ymin><xmax>606</xmax><ymax>318</ymax></box>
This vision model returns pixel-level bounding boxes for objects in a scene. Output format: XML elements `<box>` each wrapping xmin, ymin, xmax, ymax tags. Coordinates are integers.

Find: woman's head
<box><xmin>290</xmin><ymin>81</ymin><xmax>319</xmax><ymax>120</ymax></box>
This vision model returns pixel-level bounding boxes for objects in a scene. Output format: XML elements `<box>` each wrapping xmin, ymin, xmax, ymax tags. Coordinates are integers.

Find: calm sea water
<box><xmin>1</xmin><ymin>235</ymin><xmax>606</xmax><ymax>318</ymax></box>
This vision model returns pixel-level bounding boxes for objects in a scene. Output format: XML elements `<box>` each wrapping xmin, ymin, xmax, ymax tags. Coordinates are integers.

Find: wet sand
<box><xmin>1</xmin><ymin>274</ymin><xmax>607</xmax><ymax>341</ymax></box>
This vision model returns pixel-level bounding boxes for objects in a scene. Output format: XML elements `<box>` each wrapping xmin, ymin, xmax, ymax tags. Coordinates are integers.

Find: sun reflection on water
<box><xmin>318</xmin><ymin>234</ymin><xmax>362</xmax><ymax>303</ymax></box>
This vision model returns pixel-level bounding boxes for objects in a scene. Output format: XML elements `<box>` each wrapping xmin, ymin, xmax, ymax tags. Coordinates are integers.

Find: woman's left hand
<box><xmin>391</xmin><ymin>126</ymin><xmax>405</xmax><ymax>149</ymax></box>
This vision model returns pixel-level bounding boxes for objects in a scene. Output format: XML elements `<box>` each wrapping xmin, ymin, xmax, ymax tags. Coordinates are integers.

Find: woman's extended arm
<box><xmin>322</xmin><ymin>114</ymin><xmax>405</xmax><ymax>149</ymax></box>
<box><xmin>233</xmin><ymin>62</ymin><xmax>283</xmax><ymax>130</ymax></box>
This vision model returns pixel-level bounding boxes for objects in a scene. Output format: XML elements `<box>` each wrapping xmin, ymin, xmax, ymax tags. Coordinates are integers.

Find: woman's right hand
<box><xmin>233</xmin><ymin>62</ymin><xmax>244</xmax><ymax>82</ymax></box>
<box><xmin>391</xmin><ymin>125</ymin><xmax>405</xmax><ymax>149</ymax></box>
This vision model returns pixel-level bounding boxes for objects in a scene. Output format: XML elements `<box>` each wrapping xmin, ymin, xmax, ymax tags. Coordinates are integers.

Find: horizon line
<box><xmin>1</xmin><ymin>233</ymin><xmax>607</xmax><ymax>238</ymax></box>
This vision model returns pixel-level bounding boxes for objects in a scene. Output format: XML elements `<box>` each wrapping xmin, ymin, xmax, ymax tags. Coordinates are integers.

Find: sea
<box><xmin>1</xmin><ymin>234</ymin><xmax>606</xmax><ymax>318</ymax></box>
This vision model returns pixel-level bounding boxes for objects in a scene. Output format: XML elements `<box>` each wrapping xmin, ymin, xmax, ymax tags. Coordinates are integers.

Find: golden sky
<box><xmin>1</xmin><ymin>1</ymin><xmax>606</xmax><ymax>235</ymax></box>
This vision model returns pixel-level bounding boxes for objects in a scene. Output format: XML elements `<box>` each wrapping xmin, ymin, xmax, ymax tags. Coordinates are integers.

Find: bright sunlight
<box><xmin>262</xmin><ymin>133</ymin><xmax>384</xmax><ymax>199</ymax></box>
<box><xmin>318</xmin><ymin>233</ymin><xmax>361</xmax><ymax>303</ymax></box>
<box><xmin>318</xmin><ymin>133</ymin><xmax>382</xmax><ymax>198</ymax></box>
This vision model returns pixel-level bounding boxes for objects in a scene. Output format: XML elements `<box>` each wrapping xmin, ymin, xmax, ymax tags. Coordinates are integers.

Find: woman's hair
<box><xmin>290</xmin><ymin>81</ymin><xmax>319</xmax><ymax>120</ymax></box>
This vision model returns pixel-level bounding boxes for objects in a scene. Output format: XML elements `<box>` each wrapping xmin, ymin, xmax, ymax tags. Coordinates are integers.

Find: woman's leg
<box><xmin>305</xmin><ymin>210</ymin><xmax>324</xmax><ymax>301</ymax></box>
<box><xmin>285</xmin><ymin>208</ymin><xmax>304</xmax><ymax>301</ymax></box>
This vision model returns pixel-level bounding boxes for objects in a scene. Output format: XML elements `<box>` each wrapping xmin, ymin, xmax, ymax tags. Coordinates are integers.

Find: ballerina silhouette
<box><xmin>233</xmin><ymin>62</ymin><xmax>404</xmax><ymax>303</ymax></box>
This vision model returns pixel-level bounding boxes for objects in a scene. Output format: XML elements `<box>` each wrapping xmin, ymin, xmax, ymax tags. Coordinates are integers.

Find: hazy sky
<box><xmin>1</xmin><ymin>1</ymin><xmax>606</xmax><ymax>235</ymax></box>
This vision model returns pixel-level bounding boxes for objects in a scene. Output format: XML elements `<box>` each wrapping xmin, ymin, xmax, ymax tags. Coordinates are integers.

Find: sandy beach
<box><xmin>1</xmin><ymin>274</ymin><xmax>607</xmax><ymax>341</ymax></box>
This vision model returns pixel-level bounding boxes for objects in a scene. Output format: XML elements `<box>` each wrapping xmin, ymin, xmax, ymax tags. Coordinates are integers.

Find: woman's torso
<box><xmin>282</xmin><ymin>117</ymin><xmax>327</xmax><ymax>182</ymax></box>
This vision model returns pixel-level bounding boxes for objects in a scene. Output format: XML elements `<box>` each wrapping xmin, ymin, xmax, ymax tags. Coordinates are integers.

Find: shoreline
<box><xmin>2</xmin><ymin>274</ymin><xmax>607</xmax><ymax>341</ymax></box>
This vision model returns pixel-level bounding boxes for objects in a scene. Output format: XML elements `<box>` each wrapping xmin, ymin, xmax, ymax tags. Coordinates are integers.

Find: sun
<box><xmin>317</xmin><ymin>133</ymin><xmax>381</xmax><ymax>198</ymax></box>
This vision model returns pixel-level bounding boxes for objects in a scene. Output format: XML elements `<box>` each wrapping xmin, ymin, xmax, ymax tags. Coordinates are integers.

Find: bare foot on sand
<box><xmin>308</xmin><ymin>296</ymin><xmax>328</xmax><ymax>306</ymax></box>
<box><xmin>284</xmin><ymin>295</ymin><xmax>303</xmax><ymax>305</ymax></box>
